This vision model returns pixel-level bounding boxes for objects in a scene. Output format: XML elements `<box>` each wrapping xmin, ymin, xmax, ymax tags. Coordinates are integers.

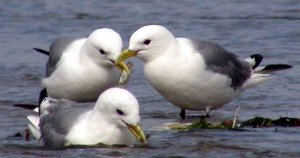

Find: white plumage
<box><xmin>116</xmin><ymin>25</ymin><xmax>292</xmax><ymax>118</ymax></box>
<box><xmin>27</xmin><ymin>88</ymin><xmax>146</xmax><ymax>147</ymax></box>
<box><xmin>39</xmin><ymin>28</ymin><xmax>128</xmax><ymax>102</ymax></box>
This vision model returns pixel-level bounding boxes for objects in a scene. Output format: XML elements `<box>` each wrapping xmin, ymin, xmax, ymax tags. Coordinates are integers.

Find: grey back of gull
<box><xmin>39</xmin><ymin>99</ymin><xmax>90</xmax><ymax>147</ymax></box>
<box><xmin>46</xmin><ymin>38</ymin><xmax>78</xmax><ymax>76</ymax></box>
<box><xmin>191</xmin><ymin>39</ymin><xmax>251</xmax><ymax>89</ymax></box>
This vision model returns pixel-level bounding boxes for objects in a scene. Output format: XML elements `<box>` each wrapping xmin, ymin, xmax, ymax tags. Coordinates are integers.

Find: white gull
<box><xmin>27</xmin><ymin>87</ymin><xmax>146</xmax><ymax>147</ymax></box>
<box><xmin>35</xmin><ymin>28</ymin><xmax>129</xmax><ymax>104</ymax></box>
<box><xmin>116</xmin><ymin>25</ymin><xmax>292</xmax><ymax>119</ymax></box>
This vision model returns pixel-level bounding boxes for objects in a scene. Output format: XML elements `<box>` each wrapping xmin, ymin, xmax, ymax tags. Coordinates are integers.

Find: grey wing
<box><xmin>46</xmin><ymin>38</ymin><xmax>77</xmax><ymax>76</ymax></box>
<box><xmin>191</xmin><ymin>39</ymin><xmax>251</xmax><ymax>89</ymax></box>
<box><xmin>39</xmin><ymin>99</ymin><xmax>91</xmax><ymax>147</ymax></box>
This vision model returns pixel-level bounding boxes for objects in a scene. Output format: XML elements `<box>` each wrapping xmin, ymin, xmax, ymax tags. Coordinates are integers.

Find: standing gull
<box><xmin>35</xmin><ymin>28</ymin><xmax>129</xmax><ymax>104</ymax></box>
<box><xmin>116</xmin><ymin>25</ymin><xmax>292</xmax><ymax>119</ymax></box>
<box><xmin>27</xmin><ymin>88</ymin><xmax>146</xmax><ymax>147</ymax></box>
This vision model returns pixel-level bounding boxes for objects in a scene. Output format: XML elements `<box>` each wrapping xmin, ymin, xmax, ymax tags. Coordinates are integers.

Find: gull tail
<box><xmin>253</xmin><ymin>64</ymin><xmax>293</xmax><ymax>74</ymax></box>
<box><xmin>249</xmin><ymin>54</ymin><xmax>263</xmax><ymax>69</ymax></box>
<box><xmin>33</xmin><ymin>48</ymin><xmax>49</xmax><ymax>56</ymax></box>
<box><xmin>13</xmin><ymin>89</ymin><xmax>48</xmax><ymax>114</ymax></box>
<box><xmin>25</xmin><ymin>98</ymin><xmax>54</xmax><ymax>141</ymax></box>
<box><xmin>242</xmin><ymin>54</ymin><xmax>292</xmax><ymax>89</ymax></box>
<box><xmin>13</xmin><ymin>104</ymin><xmax>38</xmax><ymax>110</ymax></box>
<box><xmin>27</xmin><ymin>115</ymin><xmax>41</xmax><ymax>140</ymax></box>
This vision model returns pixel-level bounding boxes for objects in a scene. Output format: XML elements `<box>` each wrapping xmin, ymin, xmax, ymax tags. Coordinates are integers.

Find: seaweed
<box><xmin>168</xmin><ymin>120</ymin><xmax>235</xmax><ymax>131</ymax></box>
<box><xmin>169</xmin><ymin>105</ymin><xmax>300</xmax><ymax>131</ymax></box>
<box><xmin>169</xmin><ymin>117</ymin><xmax>300</xmax><ymax>131</ymax></box>
<box><xmin>241</xmin><ymin>117</ymin><xmax>300</xmax><ymax>128</ymax></box>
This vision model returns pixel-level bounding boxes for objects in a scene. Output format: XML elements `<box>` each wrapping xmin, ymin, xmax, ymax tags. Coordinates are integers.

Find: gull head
<box><xmin>85</xmin><ymin>28</ymin><xmax>129</xmax><ymax>73</ymax></box>
<box><xmin>116</xmin><ymin>25</ymin><xmax>176</xmax><ymax>63</ymax></box>
<box><xmin>95</xmin><ymin>88</ymin><xmax>146</xmax><ymax>144</ymax></box>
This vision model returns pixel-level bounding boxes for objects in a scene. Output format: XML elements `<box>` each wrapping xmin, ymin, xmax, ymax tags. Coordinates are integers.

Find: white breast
<box><xmin>65</xmin><ymin>112</ymin><xmax>135</xmax><ymax>146</ymax></box>
<box><xmin>144</xmin><ymin>39</ymin><xmax>238</xmax><ymax>111</ymax></box>
<box><xmin>42</xmin><ymin>39</ymin><xmax>119</xmax><ymax>102</ymax></box>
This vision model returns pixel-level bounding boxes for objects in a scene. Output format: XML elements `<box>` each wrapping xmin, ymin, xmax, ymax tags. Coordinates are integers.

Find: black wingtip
<box><xmin>250</xmin><ymin>54</ymin><xmax>264</xmax><ymax>69</ymax></box>
<box><xmin>33</xmin><ymin>48</ymin><xmax>49</xmax><ymax>56</ymax></box>
<box><xmin>264</xmin><ymin>64</ymin><xmax>293</xmax><ymax>71</ymax></box>
<box><xmin>13</xmin><ymin>104</ymin><xmax>38</xmax><ymax>110</ymax></box>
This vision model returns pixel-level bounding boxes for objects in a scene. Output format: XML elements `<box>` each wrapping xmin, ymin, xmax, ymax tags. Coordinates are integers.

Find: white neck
<box><xmin>79</xmin><ymin>41</ymin><xmax>96</xmax><ymax>66</ymax></box>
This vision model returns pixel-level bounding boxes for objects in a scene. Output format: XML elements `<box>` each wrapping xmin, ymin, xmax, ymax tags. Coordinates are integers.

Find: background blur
<box><xmin>0</xmin><ymin>0</ymin><xmax>299</xmax><ymax>157</ymax></box>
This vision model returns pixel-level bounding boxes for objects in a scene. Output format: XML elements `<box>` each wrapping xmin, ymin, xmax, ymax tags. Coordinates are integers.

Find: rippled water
<box><xmin>1</xmin><ymin>0</ymin><xmax>300</xmax><ymax>157</ymax></box>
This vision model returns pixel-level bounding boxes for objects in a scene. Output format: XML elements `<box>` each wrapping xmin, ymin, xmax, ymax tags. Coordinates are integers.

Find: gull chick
<box><xmin>116</xmin><ymin>25</ymin><xmax>292</xmax><ymax>119</ymax></box>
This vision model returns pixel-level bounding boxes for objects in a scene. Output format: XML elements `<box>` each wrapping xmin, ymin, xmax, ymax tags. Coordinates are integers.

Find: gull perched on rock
<box><xmin>27</xmin><ymin>88</ymin><xmax>146</xmax><ymax>147</ymax></box>
<box><xmin>116</xmin><ymin>25</ymin><xmax>292</xmax><ymax>119</ymax></box>
<box><xmin>34</xmin><ymin>28</ymin><xmax>129</xmax><ymax>104</ymax></box>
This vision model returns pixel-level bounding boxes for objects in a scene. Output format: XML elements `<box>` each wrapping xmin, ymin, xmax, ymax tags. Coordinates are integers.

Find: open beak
<box><xmin>126</xmin><ymin>123</ymin><xmax>147</xmax><ymax>145</ymax></box>
<box><xmin>115</xmin><ymin>61</ymin><xmax>130</xmax><ymax>74</ymax></box>
<box><xmin>116</xmin><ymin>49</ymin><xmax>137</xmax><ymax>65</ymax></box>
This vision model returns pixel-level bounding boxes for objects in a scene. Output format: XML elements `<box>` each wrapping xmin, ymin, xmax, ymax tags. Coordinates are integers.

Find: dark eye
<box><xmin>99</xmin><ymin>49</ymin><xmax>106</xmax><ymax>55</ymax></box>
<box><xmin>116</xmin><ymin>109</ymin><xmax>124</xmax><ymax>115</ymax></box>
<box><xmin>143</xmin><ymin>39</ymin><xmax>151</xmax><ymax>45</ymax></box>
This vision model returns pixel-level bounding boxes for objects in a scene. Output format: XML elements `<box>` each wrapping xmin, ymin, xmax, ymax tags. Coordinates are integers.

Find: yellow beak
<box><xmin>127</xmin><ymin>123</ymin><xmax>147</xmax><ymax>145</ymax></box>
<box><xmin>115</xmin><ymin>61</ymin><xmax>130</xmax><ymax>74</ymax></box>
<box><xmin>116</xmin><ymin>49</ymin><xmax>137</xmax><ymax>65</ymax></box>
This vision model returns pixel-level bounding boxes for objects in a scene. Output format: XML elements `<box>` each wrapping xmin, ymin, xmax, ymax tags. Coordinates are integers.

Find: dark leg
<box><xmin>202</xmin><ymin>107</ymin><xmax>210</xmax><ymax>120</ymax></box>
<box><xmin>38</xmin><ymin>88</ymin><xmax>47</xmax><ymax>115</ymax></box>
<box><xmin>200</xmin><ymin>111</ymin><xmax>210</xmax><ymax>123</ymax></box>
<box><xmin>180</xmin><ymin>109</ymin><xmax>186</xmax><ymax>120</ymax></box>
<box><xmin>205</xmin><ymin>113</ymin><xmax>210</xmax><ymax>118</ymax></box>
<box><xmin>200</xmin><ymin>115</ymin><xmax>208</xmax><ymax>122</ymax></box>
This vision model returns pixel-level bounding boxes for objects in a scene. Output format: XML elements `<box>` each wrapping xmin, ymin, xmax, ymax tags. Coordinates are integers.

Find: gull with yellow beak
<box><xmin>34</xmin><ymin>28</ymin><xmax>130</xmax><ymax>104</ymax></box>
<box><xmin>116</xmin><ymin>25</ymin><xmax>292</xmax><ymax>119</ymax></box>
<box><xmin>27</xmin><ymin>88</ymin><xmax>146</xmax><ymax>147</ymax></box>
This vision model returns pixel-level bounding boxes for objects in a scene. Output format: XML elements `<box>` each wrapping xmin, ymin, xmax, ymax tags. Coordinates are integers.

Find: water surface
<box><xmin>0</xmin><ymin>1</ymin><xmax>300</xmax><ymax>157</ymax></box>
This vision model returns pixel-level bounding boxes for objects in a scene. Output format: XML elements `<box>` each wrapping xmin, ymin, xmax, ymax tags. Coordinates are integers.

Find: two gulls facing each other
<box><xmin>116</xmin><ymin>25</ymin><xmax>292</xmax><ymax>119</ymax></box>
<box><xmin>34</xmin><ymin>28</ymin><xmax>130</xmax><ymax>104</ymax></box>
<box><xmin>27</xmin><ymin>88</ymin><xmax>146</xmax><ymax>147</ymax></box>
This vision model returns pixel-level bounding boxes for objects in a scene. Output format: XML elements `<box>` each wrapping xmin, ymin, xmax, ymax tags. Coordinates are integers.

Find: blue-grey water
<box><xmin>0</xmin><ymin>0</ymin><xmax>300</xmax><ymax>157</ymax></box>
